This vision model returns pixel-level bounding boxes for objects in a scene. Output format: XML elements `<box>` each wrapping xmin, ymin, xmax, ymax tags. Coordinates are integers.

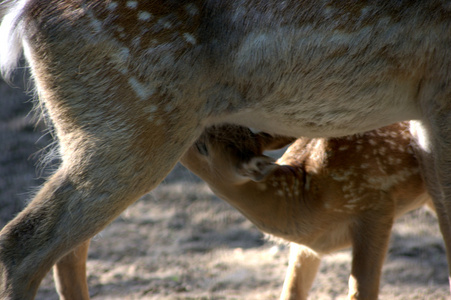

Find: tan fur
<box><xmin>53</xmin><ymin>240</ymin><xmax>90</xmax><ymax>300</ymax></box>
<box><xmin>0</xmin><ymin>0</ymin><xmax>450</xmax><ymax>299</ymax></box>
<box><xmin>180</xmin><ymin>122</ymin><xmax>433</xmax><ymax>299</ymax></box>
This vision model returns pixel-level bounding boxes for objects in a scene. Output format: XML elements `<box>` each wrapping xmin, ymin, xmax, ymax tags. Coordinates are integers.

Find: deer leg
<box><xmin>53</xmin><ymin>240</ymin><xmax>91</xmax><ymax>300</ymax></box>
<box><xmin>280</xmin><ymin>243</ymin><xmax>321</xmax><ymax>300</ymax></box>
<box><xmin>0</xmin><ymin>112</ymin><xmax>202</xmax><ymax>300</ymax></box>
<box><xmin>348</xmin><ymin>202</ymin><xmax>394</xmax><ymax>300</ymax></box>
<box><xmin>412</xmin><ymin>105</ymin><xmax>451</xmax><ymax>289</ymax></box>
<box><xmin>0</xmin><ymin>144</ymin><xmax>196</xmax><ymax>299</ymax></box>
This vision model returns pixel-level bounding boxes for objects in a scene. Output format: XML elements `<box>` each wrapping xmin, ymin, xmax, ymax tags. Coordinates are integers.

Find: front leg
<box><xmin>53</xmin><ymin>240</ymin><xmax>91</xmax><ymax>300</ymax></box>
<box><xmin>280</xmin><ymin>243</ymin><xmax>321</xmax><ymax>300</ymax></box>
<box><xmin>348</xmin><ymin>205</ymin><xmax>394</xmax><ymax>300</ymax></box>
<box><xmin>412</xmin><ymin>100</ymin><xmax>451</xmax><ymax>290</ymax></box>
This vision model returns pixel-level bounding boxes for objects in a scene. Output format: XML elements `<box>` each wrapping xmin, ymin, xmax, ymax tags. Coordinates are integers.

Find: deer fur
<box><xmin>180</xmin><ymin>122</ymin><xmax>433</xmax><ymax>299</ymax></box>
<box><xmin>0</xmin><ymin>0</ymin><xmax>450</xmax><ymax>299</ymax></box>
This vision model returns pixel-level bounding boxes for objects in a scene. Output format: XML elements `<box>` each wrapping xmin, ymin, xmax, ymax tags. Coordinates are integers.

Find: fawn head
<box><xmin>181</xmin><ymin>125</ymin><xmax>294</xmax><ymax>184</ymax></box>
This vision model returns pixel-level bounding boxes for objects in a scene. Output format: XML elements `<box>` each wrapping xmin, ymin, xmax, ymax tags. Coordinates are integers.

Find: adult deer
<box><xmin>180</xmin><ymin>122</ymin><xmax>433</xmax><ymax>300</ymax></box>
<box><xmin>0</xmin><ymin>0</ymin><xmax>449</xmax><ymax>299</ymax></box>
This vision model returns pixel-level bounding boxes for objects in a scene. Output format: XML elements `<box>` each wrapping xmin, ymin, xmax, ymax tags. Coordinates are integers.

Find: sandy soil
<box><xmin>0</xmin><ymin>74</ymin><xmax>449</xmax><ymax>299</ymax></box>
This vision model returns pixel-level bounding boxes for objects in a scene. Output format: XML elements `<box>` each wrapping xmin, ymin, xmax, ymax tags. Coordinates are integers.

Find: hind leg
<box><xmin>347</xmin><ymin>195</ymin><xmax>395</xmax><ymax>300</ymax></box>
<box><xmin>0</xmin><ymin>88</ymin><xmax>203</xmax><ymax>300</ymax></box>
<box><xmin>0</xmin><ymin>126</ymin><xmax>201</xmax><ymax>299</ymax></box>
<box><xmin>0</xmin><ymin>137</ymin><xmax>196</xmax><ymax>299</ymax></box>
<box><xmin>0</xmin><ymin>18</ymin><xmax>208</xmax><ymax>296</ymax></box>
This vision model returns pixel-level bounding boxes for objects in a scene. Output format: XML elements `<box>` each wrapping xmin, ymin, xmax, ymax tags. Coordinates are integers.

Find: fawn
<box><xmin>0</xmin><ymin>0</ymin><xmax>450</xmax><ymax>299</ymax></box>
<box><xmin>180</xmin><ymin>122</ymin><xmax>433</xmax><ymax>299</ymax></box>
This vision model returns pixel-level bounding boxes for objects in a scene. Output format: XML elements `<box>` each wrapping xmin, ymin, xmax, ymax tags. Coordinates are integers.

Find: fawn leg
<box><xmin>348</xmin><ymin>204</ymin><xmax>394</xmax><ymax>300</ymax></box>
<box><xmin>280</xmin><ymin>243</ymin><xmax>321</xmax><ymax>300</ymax></box>
<box><xmin>53</xmin><ymin>240</ymin><xmax>91</xmax><ymax>300</ymax></box>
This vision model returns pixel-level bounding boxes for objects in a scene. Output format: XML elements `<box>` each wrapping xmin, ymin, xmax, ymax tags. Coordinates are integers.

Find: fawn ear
<box><xmin>256</xmin><ymin>133</ymin><xmax>296</xmax><ymax>151</ymax></box>
<box><xmin>238</xmin><ymin>155</ymin><xmax>277</xmax><ymax>182</ymax></box>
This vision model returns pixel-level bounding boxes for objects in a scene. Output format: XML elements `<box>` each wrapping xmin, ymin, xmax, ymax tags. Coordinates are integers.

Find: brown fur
<box><xmin>0</xmin><ymin>0</ymin><xmax>450</xmax><ymax>299</ymax></box>
<box><xmin>181</xmin><ymin>122</ymin><xmax>433</xmax><ymax>299</ymax></box>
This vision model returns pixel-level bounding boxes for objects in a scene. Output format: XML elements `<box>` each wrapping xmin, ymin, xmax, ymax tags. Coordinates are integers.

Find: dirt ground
<box><xmin>0</xmin><ymin>73</ymin><xmax>449</xmax><ymax>299</ymax></box>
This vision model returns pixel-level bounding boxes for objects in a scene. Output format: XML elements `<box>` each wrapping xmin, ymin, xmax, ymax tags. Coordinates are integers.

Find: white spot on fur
<box><xmin>132</xmin><ymin>36</ymin><xmax>141</xmax><ymax>47</ymax></box>
<box><xmin>144</xmin><ymin>105</ymin><xmax>158</xmax><ymax>122</ymax></box>
<box><xmin>138</xmin><ymin>11</ymin><xmax>152</xmax><ymax>21</ymax></box>
<box><xmin>164</xmin><ymin>104</ymin><xmax>174</xmax><ymax>112</ymax></box>
<box><xmin>89</xmin><ymin>18</ymin><xmax>103</xmax><ymax>33</ymax></box>
<box><xmin>330</xmin><ymin>170</ymin><xmax>353</xmax><ymax>182</ymax></box>
<box><xmin>387</xmin><ymin>156</ymin><xmax>396</xmax><ymax>165</ymax></box>
<box><xmin>147</xmin><ymin>105</ymin><xmax>158</xmax><ymax>113</ymax></box>
<box><xmin>185</xmin><ymin>3</ymin><xmax>199</xmax><ymax>16</ymax></box>
<box><xmin>128</xmin><ymin>77</ymin><xmax>155</xmax><ymax>100</ymax></box>
<box><xmin>183</xmin><ymin>33</ymin><xmax>197</xmax><ymax>45</ymax></box>
<box><xmin>126</xmin><ymin>1</ymin><xmax>138</xmax><ymax>9</ymax></box>
<box><xmin>410</xmin><ymin>120</ymin><xmax>430</xmax><ymax>153</ymax></box>
<box><xmin>343</xmin><ymin>204</ymin><xmax>356</xmax><ymax>210</ymax></box>
<box><xmin>378</xmin><ymin>147</ymin><xmax>387</xmax><ymax>155</ymax></box>
<box><xmin>155</xmin><ymin>17</ymin><xmax>173</xmax><ymax>29</ymax></box>
<box><xmin>365</xmin><ymin>169</ymin><xmax>418</xmax><ymax>190</ymax></box>
<box><xmin>118</xmin><ymin>67</ymin><xmax>128</xmax><ymax>75</ymax></box>
<box><xmin>120</xmin><ymin>47</ymin><xmax>130</xmax><ymax>60</ymax></box>
<box><xmin>347</xmin><ymin>196</ymin><xmax>364</xmax><ymax>204</ymax></box>
<box><xmin>386</xmin><ymin>139</ymin><xmax>398</xmax><ymax>149</ymax></box>
<box><xmin>108</xmin><ymin>2</ymin><xmax>118</xmax><ymax>11</ymax></box>
<box><xmin>163</xmin><ymin>21</ymin><xmax>173</xmax><ymax>29</ymax></box>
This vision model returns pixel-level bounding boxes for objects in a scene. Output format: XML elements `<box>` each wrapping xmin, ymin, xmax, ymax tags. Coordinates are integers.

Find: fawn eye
<box><xmin>195</xmin><ymin>142</ymin><xmax>209</xmax><ymax>156</ymax></box>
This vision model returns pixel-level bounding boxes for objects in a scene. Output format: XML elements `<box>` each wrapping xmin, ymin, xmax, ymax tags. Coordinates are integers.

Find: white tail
<box><xmin>180</xmin><ymin>122</ymin><xmax>433</xmax><ymax>299</ymax></box>
<box><xmin>0</xmin><ymin>0</ymin><xmax>450</xmax><ymax>299</ymax></box>
<box><xmin>0</xmin><ymin>0</ymin><xmax>26</xmax><ymax>80</ymax></box>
